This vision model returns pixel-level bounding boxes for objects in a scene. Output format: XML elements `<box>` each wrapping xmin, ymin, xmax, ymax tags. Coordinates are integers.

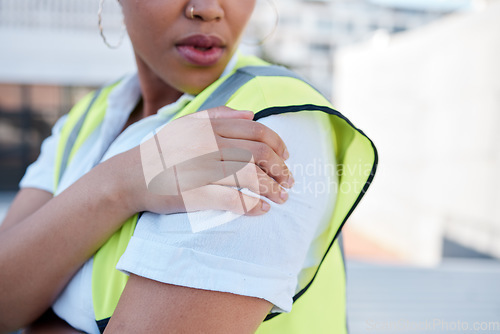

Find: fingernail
<box><xmin>287</xmin><ymin>175</ymin><xmax>295</xmax><ymax>187</ymax></box>
<box><xmin>262</xmin><ymin>201</ymin><xmax>271</xmax><ymax>212</ymax></box>
<box><xmin>283</xmin><ymin>148</ymin><xmax>290</xmax><ymax>160</ymax></box>
<box><xmin>280</xmin><ymin>190</ymin><xmax>288</xmax><ymax>202</ymax></box>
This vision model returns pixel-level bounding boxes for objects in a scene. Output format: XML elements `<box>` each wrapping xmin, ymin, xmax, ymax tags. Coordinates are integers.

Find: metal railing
<box><xmin>0</xmin><ymin>0</ymin><xmax>122</xmax><ymax>31</ymax></box>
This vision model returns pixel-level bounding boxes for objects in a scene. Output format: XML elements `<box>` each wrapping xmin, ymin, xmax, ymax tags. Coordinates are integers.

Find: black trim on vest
<box><xmin>255</xmin><ymin>105</ymin><xmax>378</xmax><ymax>322</ymax></box>
<box><xmin>96</xmin><ymin>317</ymin><xmax>110</xmax><ymax>333</ymax></box>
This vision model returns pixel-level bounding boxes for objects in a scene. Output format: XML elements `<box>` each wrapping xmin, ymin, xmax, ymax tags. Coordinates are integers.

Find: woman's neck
<box><xmin>134</xmin><ymin>54</ymin><xmax>183</xmax><ymax>118</ymax></box>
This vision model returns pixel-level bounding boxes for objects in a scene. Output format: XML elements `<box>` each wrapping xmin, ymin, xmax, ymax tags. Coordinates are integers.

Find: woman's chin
<box><xmin>171</xmin><ymin>68</ymin><xmax>227</xmax><ymax>96</ymax></box>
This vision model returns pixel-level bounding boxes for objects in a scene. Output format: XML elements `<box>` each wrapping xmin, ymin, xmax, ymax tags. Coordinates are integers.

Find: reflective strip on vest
<box><xmin>54</xmin><ymin>55</ymin><xmax>377</xmax><ymax>334</ymax></box>
<box><xmin>56</xmin><ymin>88</ymin><xmax>101</xmax><ymax>188</ymax></box>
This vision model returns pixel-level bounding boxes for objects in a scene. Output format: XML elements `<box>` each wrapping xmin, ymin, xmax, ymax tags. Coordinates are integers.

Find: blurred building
<box><xmin>0</xmin><ymin>0</ymin><xmax>135</xmax><ymax>190</ymax></box>
<box><xmin>334</xmin><ymin>0</ymin><xmax>500</xmax><ymax>264</ymax></box>
<box><xmin>253</xmin><ymin>0</ymin><xmax>467</xmax><ymax>98</ymax></box>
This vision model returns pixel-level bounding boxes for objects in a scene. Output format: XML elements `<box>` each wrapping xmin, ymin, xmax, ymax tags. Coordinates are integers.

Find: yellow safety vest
<box><xmin>54</xmin><ymin>55</ymin><xmax>377</xmax><ymax>334</ymax></box>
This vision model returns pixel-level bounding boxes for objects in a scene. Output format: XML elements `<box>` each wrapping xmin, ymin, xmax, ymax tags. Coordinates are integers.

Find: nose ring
<box><xmin>190</xmin><ymin>6</ymin><xmax>195</xmax><ymax>19</ymax></box>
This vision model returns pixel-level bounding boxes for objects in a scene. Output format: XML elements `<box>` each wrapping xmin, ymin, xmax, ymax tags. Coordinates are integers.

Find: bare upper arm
<box><xmin>105</xmin><ymin>274</ymin><xmax>273</xmax><ymax>334</ymax></box>
<box><xmin>0</xmin><ymin>188</ymin><xmax>52</xmax><ymax>232</ymax></box>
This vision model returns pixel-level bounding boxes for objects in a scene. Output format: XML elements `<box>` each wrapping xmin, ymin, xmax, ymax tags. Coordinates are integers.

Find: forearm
<box><xmin>0</xmin><ymin>150</ymin><xmax>141</xmax><ymax>332</ymax></box>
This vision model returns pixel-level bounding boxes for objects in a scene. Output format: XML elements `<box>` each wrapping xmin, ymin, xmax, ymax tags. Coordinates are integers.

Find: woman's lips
<box><xmin>176</xmin><ymin>34</ymin><xmax>225</xmax><ymax>66</ymax></box>
<box><xmin>176</xmin><ymin>45</ymin><xmax>224</xmax><ymax>66</ymax></box>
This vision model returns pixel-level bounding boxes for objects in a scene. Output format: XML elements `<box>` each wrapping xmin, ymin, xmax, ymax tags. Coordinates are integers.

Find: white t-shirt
<box><xmin>20</xmin><ymin>62</ymin><xmax>338</xmax><ymax>333</ymax></box>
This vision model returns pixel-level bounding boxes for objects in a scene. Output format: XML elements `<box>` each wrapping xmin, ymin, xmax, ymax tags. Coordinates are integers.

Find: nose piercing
<box><xmin>190</xmin><ymin>6</ymin><xmax>195</xmax><ymax>19</ymax></box>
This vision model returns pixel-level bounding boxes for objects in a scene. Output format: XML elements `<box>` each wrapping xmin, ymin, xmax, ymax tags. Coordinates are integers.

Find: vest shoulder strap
<box><xmin>197</xmin><ymin>65</ymin><xmax>322</xmax><ymax>112</ymax></box>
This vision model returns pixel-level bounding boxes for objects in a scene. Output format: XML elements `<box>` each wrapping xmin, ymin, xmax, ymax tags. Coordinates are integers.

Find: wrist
<box><xmin>100</xmin><ymin>147</ymin><xmax>145</xmax><ymax>215</ymax></box>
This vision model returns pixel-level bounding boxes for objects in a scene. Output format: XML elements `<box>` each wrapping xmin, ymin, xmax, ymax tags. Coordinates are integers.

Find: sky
<box><xmin>369</xmin><ymin>0</ymin><xmax>473</xmax><ymax>11</ymax></box>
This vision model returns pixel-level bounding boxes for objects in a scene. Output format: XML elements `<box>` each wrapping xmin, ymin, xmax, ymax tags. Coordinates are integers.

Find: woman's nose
<box><xmin>186</xmin><ymin>0</ymin><xmax>225</xmax><ymax>22</ymax></box>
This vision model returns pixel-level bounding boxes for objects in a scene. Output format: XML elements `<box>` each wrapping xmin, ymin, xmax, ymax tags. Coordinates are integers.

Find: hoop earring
<box><xmin>243</xmin><ymin>0</ymin><xmax>279</xmax><ymax>46</ymax></box>
<box><xmin>98</xmin><ymin>0</ymin><xmax>126</xmax><ymax>49</ymax></box>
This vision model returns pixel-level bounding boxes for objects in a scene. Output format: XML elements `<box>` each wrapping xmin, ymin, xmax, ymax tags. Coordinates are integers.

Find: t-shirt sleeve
<box><xmin>116</xmin><ymin>110</ymin><xmax>338</xmax><ymax>313</ymax></box>
<box><xmin>19</xmin><ymin>115</ymin><xmax>68</xmax><ymax>194</ymax></box>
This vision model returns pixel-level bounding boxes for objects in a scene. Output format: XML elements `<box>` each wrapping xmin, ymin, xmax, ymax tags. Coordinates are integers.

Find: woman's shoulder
<box><xmin>226</xmin><ymin>55</ymin><xmax>332</xmax><ymax>112</ymax></box>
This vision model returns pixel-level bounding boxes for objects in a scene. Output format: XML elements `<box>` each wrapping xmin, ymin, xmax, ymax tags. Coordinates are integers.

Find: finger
<box><xmin>147</xmin><ymin>155</ymin><xmax>287</xmax><ymax>205</ymax></box>
<box><xmin>211</xmin><ymin>119</ymin><xmax>289</xmax><ymax>160</ymax></box>
<box><xmin>192</xmin><ymin>106</ymin><xmax>254</xmax><ymax>120</ymax></box>
<box><xmin>181</xmin><ymin>184</ymin><xmax>271</xmax><ymax>216</ymax></box>
<box><xmin>209</xmin><ymin>161</ymin><xmax>288</xmax><ymax>205</ymax></box>
<box><xmin>217</xmin><ymin>137</ymin><xmax>294</xmax><ymax>188</ymax></box>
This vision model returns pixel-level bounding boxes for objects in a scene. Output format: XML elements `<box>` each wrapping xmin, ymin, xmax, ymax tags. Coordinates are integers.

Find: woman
<box><xmin>0</xmin><ymin>1</ymin><xmax>376</xmax><ymax>333</ymax></box>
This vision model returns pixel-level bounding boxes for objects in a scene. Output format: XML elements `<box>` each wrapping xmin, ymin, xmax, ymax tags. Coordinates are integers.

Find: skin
<box><xmin>0</xmin><ymin>0</ymin><xmax>293</xmax><ymax>333</ymax></box>
<box><xmin>123</xmin><ymin>0</ymin><xmax>256</xmax><ymax>114</ymax></box>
